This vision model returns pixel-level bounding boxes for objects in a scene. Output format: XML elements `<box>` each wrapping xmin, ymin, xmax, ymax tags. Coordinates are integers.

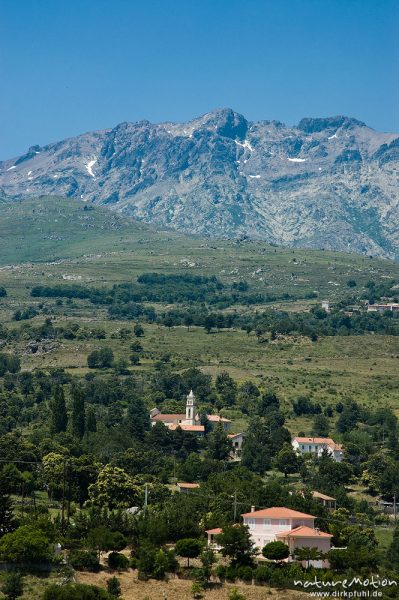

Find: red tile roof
<box><xmin>241</xmin><ymin>507</ymin><xmax>316</xmax><ymax>519</ymax></box>
<box><xmin>293</xmin><ymin>437</ymin><xmax>344</xmax><ymax>452</ymax></box>
<box><xmin>312</xmin><ymin>491</ymin><xmax>336</xmax><ymax>501</ymax></box>
<box><xmin>276</xmin><ymin>526</ymin><xmax>332</xmax><ymax>538</ymax></box>
<box><xmin>228</xmin><ymin>432</ymin><xmax>244</xmax><ymax>439</ymax></box>
<box><xmin>207</xmin><ymin>415</ymin><xmax>231</xmax><ymax>423</ymax></box>
<box><xmin>206</xmin><ymin>528</ymin><xmax>223</xmax><ymax>535</ymax></box>
<box><xmin>169</xmin><ymin>424</ymin><xmax>205</xmax><ymax>432</ymax></box>
<box><xmin>293</xmin><ymin>437</ymin><xmax>336</xmax><ymax>444</ymax></box>
<box><xmin>151</xmin><ymin>413</ymin><xmax>185</xmax><ymax>422</ymax></box>
<box><xmin>177</xmin><ymin>482</ymin><xmax>200</xmax><ymax>489</ymax></box>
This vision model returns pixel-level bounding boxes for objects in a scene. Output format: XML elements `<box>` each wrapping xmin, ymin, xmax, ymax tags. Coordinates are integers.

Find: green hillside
<box><xmin>0</xmin><ymin>195</ymin><xmax>398</xmax><ymax>303</ymax></box>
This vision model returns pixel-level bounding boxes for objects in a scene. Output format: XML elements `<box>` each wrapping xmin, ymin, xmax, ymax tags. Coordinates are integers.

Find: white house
<box><xmin>243</xmin><ymin>506</ymin><xmax>332</xmax><ymax>568</ymax></box>
<box><xmin>292</xmin><ymin>437</ymin><xmax>344</xmax><ymax>462</ymax></box>
<box><xmin>228</xmin><ymin>432</ymin><xmax>245</xmax><ymax>459</ymax></box>
<box><xmin>207</xmin><ymin>506</ymin><xmax>332</xmax><ymax>568</ymax></box>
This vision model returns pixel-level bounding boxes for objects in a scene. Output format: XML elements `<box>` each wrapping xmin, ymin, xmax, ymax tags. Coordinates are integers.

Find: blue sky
<box><xmin>1</xmin><ymin>0</ymin><xmax>398</xmax><ymax>159</ymax></box>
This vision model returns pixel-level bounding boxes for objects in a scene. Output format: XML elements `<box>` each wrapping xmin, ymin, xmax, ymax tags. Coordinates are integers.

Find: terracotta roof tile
<box><xmin>207</xmin><ymin>415</ymin><xmax>231</xmax><ymax>423</ymax></box>
<box><xmin>312</xmin><ymin>491</ymin><xmax>336</xmax><ymax>501</ymax></box>
<box><xmin>276</xmin><ymin>525</ymin><xmax>332</xmax><ymax>538</ymax></box>
<box><xmin>169</xmin><ymin>424</ymin><xmax>205</xmax><ymax>432</ymax></box>
<box><xmin>241</xmin><ymin>506</ymin><xmax>316</xmax><ymax>519</ymax></box>
<box><xmin>206</xmin><ymin>528</ymin><xmax>222</xmax><ymax>535</ymax></box>
<box><xmin>152</xmin><ymin>413</ymin><xmax>186</xmax><ymax>422</ymax></box>
<box><xmin>177</xmin><ymin>482</ymin><xmax>200</xmax><ymax>489</ymax></box>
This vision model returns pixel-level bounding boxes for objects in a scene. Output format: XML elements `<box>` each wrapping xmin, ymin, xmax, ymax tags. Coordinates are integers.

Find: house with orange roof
<box><xmin>292</xmin><ymin>436</ymin><xmax>344</xmax><ymax>462</ymax></box>
<box><xmin>177</xmin><ymin>482</ymin><xmax>200</xmax><ymax>494</ymax></box>
<box><xmin>150</xmin><ymin>390</ymin><xmax>231</xmax><ymax>436</ymax></box>
<box><xmin>205</xmin><ymin>528</ymin><xmax>223</xmax><ymax>550</ymax></box>
<box><xmin>241</xmin><ymin>506</ymin><xmax>332</xmax><ymax>567</ymax></box>
<box><xmin>206</xmin><ymin>506</ymin><xmax>332</xmax><ymax>567</ymax></box>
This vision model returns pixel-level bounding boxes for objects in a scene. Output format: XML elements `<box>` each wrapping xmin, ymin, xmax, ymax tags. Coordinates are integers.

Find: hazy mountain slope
<box><xmin>1</xmin><ymin>109</ymin><xmax>398</xmax><ymax>258</ymax></box>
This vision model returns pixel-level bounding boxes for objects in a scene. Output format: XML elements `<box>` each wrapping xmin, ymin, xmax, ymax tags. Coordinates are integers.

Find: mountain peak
<box><xmin>297</xmin><ymin>116</ymin><xmax>366</xmax><ymax>133</ymax></box>
<box><xmin>195</xmin><ymin>108</ymin><xmax>248</xmax><ymax>140</ymax></box>
<box><xmin>0</xmin><ymin>110</ymin><xmax>397</xmax><ymax>259</ymax></box>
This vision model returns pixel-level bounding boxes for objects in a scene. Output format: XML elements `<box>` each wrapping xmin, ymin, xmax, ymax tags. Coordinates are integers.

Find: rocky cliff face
<box><xmin>1</xmin><ymin>109</ymin><xmax>398</xmax><ymax>257</ymax></box>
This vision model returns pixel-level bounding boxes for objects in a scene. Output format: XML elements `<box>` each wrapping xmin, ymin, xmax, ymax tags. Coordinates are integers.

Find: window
<box><xmin>301</xmin><ymin>445</ymin><xmax>305</xmax><ymax>450</ymax></box>
<box><xmin>279</xmin><ymin>519</ymin><xmax>288</xmax><ymax>527</ymax></box>
<box><xmin>247</xmin><ymin>518</ymin><xmax>255</xmax><ymax>529</ymax></box>
<box><xmin>263</xmin><ymin>519</ymin><xmax>271</xmax><ymax>528</ymax></box>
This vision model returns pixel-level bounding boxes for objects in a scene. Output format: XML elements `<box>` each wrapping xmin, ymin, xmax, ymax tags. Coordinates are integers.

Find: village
<box><xmin>149</xmin><ymin>390</ymin><xmax>345</xmax><ymax>568</ymax></box>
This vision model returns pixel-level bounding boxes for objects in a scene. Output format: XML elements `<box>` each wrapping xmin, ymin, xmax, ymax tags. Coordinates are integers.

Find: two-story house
<box><xmin>292</xmin><ymin>437</ymin><xmax>344</xmax><ymax>462</ymax></box>
<box><xmin>207</xmin><ymin>506</ymin><xmax>332</xmax><ymax>567</ymax></box>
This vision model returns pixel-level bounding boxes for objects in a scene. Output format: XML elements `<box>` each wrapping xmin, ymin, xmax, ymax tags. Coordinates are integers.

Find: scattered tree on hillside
<box><xmin>50</xmin><ymin>385</ymin><xmax>68</xmax><ymax>434</ymax></box>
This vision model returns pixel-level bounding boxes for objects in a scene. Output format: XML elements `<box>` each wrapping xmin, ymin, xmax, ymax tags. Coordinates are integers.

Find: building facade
<box><xmin>150</xmin><ymin>389</ymin><xmax>231</xmax><ymax>435</ymax></box>
<box><xmin>292</xmin><ymin>437</ymin><xmax>344</xmax><ymax>462</ymax></box>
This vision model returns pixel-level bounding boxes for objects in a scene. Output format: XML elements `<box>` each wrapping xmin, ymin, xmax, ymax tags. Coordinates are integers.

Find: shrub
<box><xmin>191</xmin><ymin>581</ymin><xmax>204</xmax><ymax>599</ymax></box>
<box><xmin>254</xmin><ymin>565</ymin><xmax>272</xmax><ymax>583</ymax></box>
<box><xmin>107</xmin><ymin>551</ymin><xmax>129</xmax><ymax>570</ymax></box>
<box><xmin>0</xmin><ymin>525</ymin><xmax>52</xmax><ymax>564</ymax></box>
<box><xmin>225</xmin><ymin>565</ymin><xmax>237</xmax><ymax>581</ymax></box>
<box><xmin>262</xmin><ymin>541</ymin><xmax>289</xmax><ymax>562</ymax></box>
<box><xmin>1</xmin><ymin>571</ymin><xmax>23</xmax><ymax>600</ymax></box>
<box><xmin>228</xmin><ymin>588</ymin><xmax>246</xmax><ymax>600</ymax></box>
<box><xmin>106</xmin><ymin>576</ymin><xmax>121</xmax><ymax>597</ymax></box>
<box><xmin>215</xmin><ymin>564</ymin><xmax>226</xmax><ymax>580</ymax></box>
<box><xmin>237</xmin><ymin>565</ymin><xmax>253</xmax><ymax>582</ymax></box>
<box><xmin>69</xmin><ymin>550</ymin><xmax>101</xmax><ymax>572</ymax></box>
<box><xmin>42</xmin><ymin>583</ymin><xmax>114</xmax><ymax>599</ymax></box>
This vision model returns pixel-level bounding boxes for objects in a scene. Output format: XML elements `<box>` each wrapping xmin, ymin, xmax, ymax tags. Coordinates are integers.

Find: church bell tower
<box><xmin>185</xmin><ymin>389</ymin><xmax>196</xmax><ymax>426</ymax></box>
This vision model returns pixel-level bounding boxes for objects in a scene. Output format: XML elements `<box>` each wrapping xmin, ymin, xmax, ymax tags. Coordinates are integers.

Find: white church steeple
<box><xmin>185</xmin><ymin>389</ymin><xmax>196</xmax><ymax>425</ymax></box>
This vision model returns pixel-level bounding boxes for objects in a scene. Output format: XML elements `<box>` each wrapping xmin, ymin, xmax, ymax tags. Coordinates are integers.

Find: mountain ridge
<box><xmin>1</xmin><ymin>108</ymin><xmax>398</xmax><ymax>258</ymax></box>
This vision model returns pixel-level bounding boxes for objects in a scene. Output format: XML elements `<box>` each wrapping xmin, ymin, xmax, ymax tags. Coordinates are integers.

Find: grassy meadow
<box><xmin>1</xmin><ymin>195</ymin><xmax>399</xmax><ymax>435</ymax></box>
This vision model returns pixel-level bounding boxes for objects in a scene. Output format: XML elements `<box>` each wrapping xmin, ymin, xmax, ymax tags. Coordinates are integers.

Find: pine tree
<box><xmin>0</xmin><ymin>492</ymin><xmax>15</xmax><ymax>536</ymax></box>
<box><xmin>50</xmin><ymin>385</ymin><xmax>68</xmax><ymax>434</ymax></box>
<box><xmin>71</xmin><ymin>385</ymin><xmax>86</xmax><ymax>439</ymax></box>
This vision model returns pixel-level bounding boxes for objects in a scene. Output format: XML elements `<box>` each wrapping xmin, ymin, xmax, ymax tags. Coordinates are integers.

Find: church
<box><xmin>150</xmin><ymin>389</ymin><xmax>231</xmax><ymax>436</ymax></box>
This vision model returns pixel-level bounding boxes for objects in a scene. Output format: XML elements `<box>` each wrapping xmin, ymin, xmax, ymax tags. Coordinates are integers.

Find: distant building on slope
<box><xmin>177</xmin><ymin>482</ymin><xmax>200</xmax><ymax>494</ymax></box>
<box><xmin>367</xmin><ymin>303</ymin><xmax>399</xmax><ymax>315</ymax></box>
<box><xmin>228</xmin><ymin>432</ymin><xmax>245</xmax><ymax>459</ymax></box>
<box><xmin>207</xmin><ymin>506</ymin><xmax>332</xmax><ymax>567</ymax></box>
<box><xmin>292</xmin><ymin>436</ymin><xmax>344</xmax><ymax>462</ymax></box>
<box><xmin>150</xmin><ymin>389</ymin><xmax>231</xmax><ymax>436</ymax></box>
<box><xmin>321</xmin><ymin>300</ymin><xmax>331</xmax><ymax>313</ymax></box>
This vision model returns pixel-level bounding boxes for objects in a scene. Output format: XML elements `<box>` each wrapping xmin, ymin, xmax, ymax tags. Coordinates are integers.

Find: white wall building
<box><xmin>292</xmin><ymin>437</ymin><xmax>344</xmax><ymax>462</ymax></box>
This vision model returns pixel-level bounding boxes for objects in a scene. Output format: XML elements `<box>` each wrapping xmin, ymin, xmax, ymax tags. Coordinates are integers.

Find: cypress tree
<box><xmin>71</xmin><ymin>385</ymin><xmax>86</xmax><ymax>439</ymax></box>
<box><xmin>127</xmin><ymin>396</ymin><xmax>150</xmax><ymax>440</ymax></box>
<box><xmin>0</xmin><ymin>492</ymin><xmax>15</xmax><ymax>536</ymax></box>
<box><xmin>51</xmin><ymin>385</ymin><xmax>68</xmax><ymax>434</ymax></box>
<box><xmin>387</xmin><ymin>524</ymin><xmax>399</xmax><ymax>568</ymax></box>
<box><xmin>86</xmin><ymin>405</ymin><xmax>97</xmax><ymax>433</ymax></box>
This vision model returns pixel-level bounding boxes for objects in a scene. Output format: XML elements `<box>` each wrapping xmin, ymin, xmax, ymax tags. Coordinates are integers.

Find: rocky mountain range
<box><xmin>1</xmin><ymin>108</ymin><xmax>398</xmax><ymax>258</ymax></box>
